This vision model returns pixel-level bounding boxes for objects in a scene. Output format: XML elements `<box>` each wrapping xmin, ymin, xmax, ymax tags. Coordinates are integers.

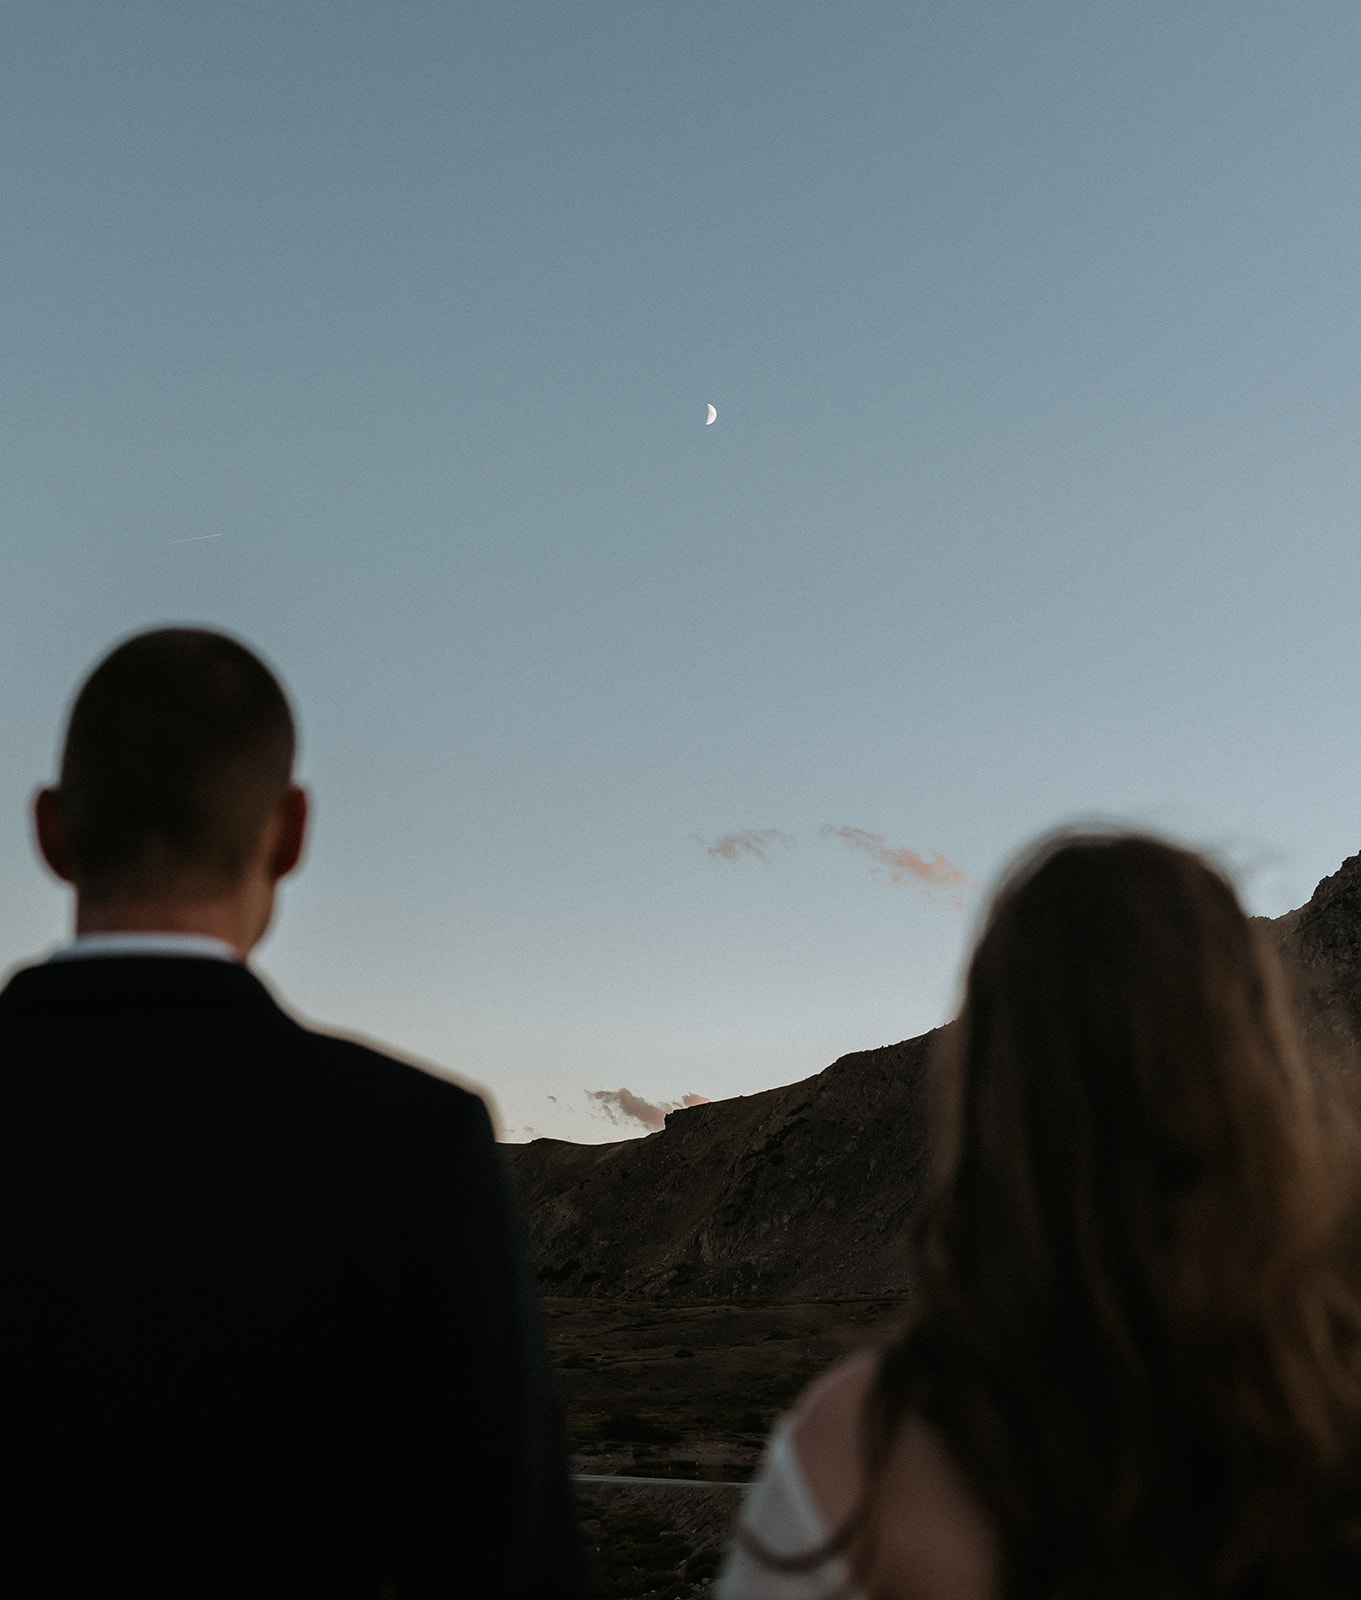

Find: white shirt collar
<box><xmin>48</xmin><ymin>932</ymin><xmax>239</xmax><ymax>964</ymax></box>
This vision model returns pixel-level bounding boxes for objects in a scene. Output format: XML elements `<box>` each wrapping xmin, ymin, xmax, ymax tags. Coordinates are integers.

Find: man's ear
<box><xmin>267</xmin><ymin>785</ymin><xmax>309</xmax><ymax>882</ymax></box>
<box><xmin>34</xmin><ymin>787</ymin><xmax>77</xmax><ymax>884</ymax></box>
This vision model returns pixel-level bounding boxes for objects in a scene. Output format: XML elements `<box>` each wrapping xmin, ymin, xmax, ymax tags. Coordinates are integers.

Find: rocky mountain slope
<box><xmin>1264</xmin><ymin>850</ymin><xmax>1361</xmax><ymax>1066</ymax></box>
<box><xmin>506</xmin><ymin>850</ymin><xmax>1361</xmax><ymax>1300</ymax></box>
<box><xmin>508</xmin><ymin>1032</ymin><xmax>936</xmax><ymax>1299</ymax></box>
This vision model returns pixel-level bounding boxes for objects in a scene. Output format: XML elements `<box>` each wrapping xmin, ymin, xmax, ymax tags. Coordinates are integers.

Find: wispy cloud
<box><xmin>821</xmin><ymin>825</ymin><xmax>968</xmax><ymax>900</ymax></box>
<box><xmin>586</xmin><ymin>1088</ymin><xmax>711</xmax><ymax>1134</ymax></box>
<box><xmin>695</xmin><ymin>828</ymin><xmax>795</xmax><ymax>864</ymax></box>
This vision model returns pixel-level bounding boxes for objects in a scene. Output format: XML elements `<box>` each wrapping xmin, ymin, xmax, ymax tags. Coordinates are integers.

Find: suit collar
<box><xmin>0</xmin><ymin>956</ymin><xmax>285</xmax><ymax>1013</ymax></box>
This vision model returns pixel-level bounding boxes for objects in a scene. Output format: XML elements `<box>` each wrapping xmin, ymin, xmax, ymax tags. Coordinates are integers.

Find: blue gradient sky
<box><xmin>4</xmin><ymin>3</ymin><xmax>1361</xmax><ymax>1140</ymax></box>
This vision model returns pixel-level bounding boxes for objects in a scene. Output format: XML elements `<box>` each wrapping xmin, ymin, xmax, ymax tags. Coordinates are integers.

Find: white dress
<box><xmin>717</xmin><ymin>1418</ymin><xmax>864</xmax><ymax>1600</ymax></box>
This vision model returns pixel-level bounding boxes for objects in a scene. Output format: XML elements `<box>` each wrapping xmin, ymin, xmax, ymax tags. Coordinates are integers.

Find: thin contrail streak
<box><xmin>157</xmin><ymin>532</ymin><xmax>225</xmax><ymax>547</ymax></box>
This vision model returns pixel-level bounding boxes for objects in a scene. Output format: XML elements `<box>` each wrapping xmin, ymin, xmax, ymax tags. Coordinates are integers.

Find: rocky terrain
<box><xmin>508</xmin><ymin>849</ymin><xmax>1361</xmax><ymax>1302</ymax></box>
<box><xmin>510</xmin><ymin>1031</ymin><xmax>936</xmax><ymax>1300</ymax></box>
<box><xmin>1264</xmin><ymin>850</ymin><xmax>1361</xmax><ymax>1068</ymax></box>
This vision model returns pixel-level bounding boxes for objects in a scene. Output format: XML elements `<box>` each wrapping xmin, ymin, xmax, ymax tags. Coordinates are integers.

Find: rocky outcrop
<box><xmin>1262</xmin><ymin>851</ymin><xmax>1361</xmax><ymax>1070</ymax></box>
<box><xmin>507</xmin><ymin>849</ymin><xmax>1361</xmax><ymax>1300</ymax></box>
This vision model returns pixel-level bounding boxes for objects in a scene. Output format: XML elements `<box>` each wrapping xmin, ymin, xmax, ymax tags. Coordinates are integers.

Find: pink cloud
<box><xmin>587</xmin><ymin>1088</ymin><xmax>711</xmax><ymax>1134</ymax></box>
<box><xmin>821</xmin><ymin>824</ymin><xmax>968</xmax><ymax>899</ymax></box>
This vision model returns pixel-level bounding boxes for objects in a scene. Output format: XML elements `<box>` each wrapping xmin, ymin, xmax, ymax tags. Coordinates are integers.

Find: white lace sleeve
<box><xmin>717</xmin><ymin>1419</ymin><xmax>863</xmax><ymax>1600</ymax></box>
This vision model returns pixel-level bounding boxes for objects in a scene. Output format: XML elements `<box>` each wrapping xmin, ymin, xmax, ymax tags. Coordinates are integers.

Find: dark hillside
<box><xmin>508</xmin><ymin>1032</ymin><xmax>935</xmax><ymax>1299</ymax></box>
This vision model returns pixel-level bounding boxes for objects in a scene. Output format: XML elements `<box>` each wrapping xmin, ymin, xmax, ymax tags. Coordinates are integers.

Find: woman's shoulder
<box><xmin>789</xmin><ymin>1353</ymin><xmax>1000</xmax><ymax>1600</ymax></box>
<box><xmin>789</xmin><ymin>1351</ymin><xmax>880</xmax><ymax>1533</ymax></box>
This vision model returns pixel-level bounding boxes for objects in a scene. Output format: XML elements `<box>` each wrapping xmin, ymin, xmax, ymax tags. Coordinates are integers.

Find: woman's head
<box><xmin>938</xmin><ymin>833</ymin><xmax>1336</xmax><ymax>1358</ymax></box>
<box><xmin>872</xmin><ymin>833</ymin><xmax>1361</xmax><ymax>1594</ymax></box>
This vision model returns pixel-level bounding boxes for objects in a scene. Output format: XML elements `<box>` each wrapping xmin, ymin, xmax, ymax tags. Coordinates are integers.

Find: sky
<box><xmin>4</xmin><ymin>2</ymin><xmax>1361</xmax><ymax>1142</ymax></box>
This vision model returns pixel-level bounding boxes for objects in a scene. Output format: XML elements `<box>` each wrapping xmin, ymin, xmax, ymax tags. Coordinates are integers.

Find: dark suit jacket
<box><xmin>0</xmin><ymin>956</ymin><xmax>585</xmax><ymax>1598</ymax></box>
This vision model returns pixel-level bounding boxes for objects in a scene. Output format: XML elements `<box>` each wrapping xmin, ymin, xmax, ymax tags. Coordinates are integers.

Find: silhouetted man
<box><xmin>0</xmin><ymin>628</ymin><xmax>584</xmax><ymax>1597</ymax></box>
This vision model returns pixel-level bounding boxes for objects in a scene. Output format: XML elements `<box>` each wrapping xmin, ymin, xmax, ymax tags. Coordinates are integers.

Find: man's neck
<box><xmin>75</xmin><ymin>888</ymin><xmax>273</xmax><ymax>962</ymax></box>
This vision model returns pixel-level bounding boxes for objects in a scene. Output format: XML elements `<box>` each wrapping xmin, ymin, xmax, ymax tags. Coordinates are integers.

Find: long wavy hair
<box><xmin>861</xmin><ymin>833</ymin><xmax>1361</xmax><ymax>1597</ymax></box>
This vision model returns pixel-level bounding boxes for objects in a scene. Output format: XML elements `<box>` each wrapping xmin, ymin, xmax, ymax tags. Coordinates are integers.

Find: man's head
<box><xmin>35</xmin><ymin>628</ymin><xmax>307</xmax><ymax>953</ymax></box>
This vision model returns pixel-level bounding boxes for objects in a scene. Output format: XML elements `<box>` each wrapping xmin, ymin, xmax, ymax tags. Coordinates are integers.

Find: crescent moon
<box><xmin>706</xmin><ymin>404</ymin><xmax>717</xmax><ymax>425</ymax></box>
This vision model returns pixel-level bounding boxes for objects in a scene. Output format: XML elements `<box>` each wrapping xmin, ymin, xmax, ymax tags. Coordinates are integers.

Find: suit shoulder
<box><xmin>288</xmin><ymin>1024</ymin><xmax>492</xmax><ymax>1137</ymax></box>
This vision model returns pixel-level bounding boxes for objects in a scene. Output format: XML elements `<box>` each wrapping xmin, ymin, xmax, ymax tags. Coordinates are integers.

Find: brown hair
<box><xmin>862</xmin><ymin>834</ymin><xmax>1361</xmax><ymax>1597</ymax></box>
<box><xmin>58</xmin><ymin>628</ymin><xmax>295</xmax><ymax>903</ymax></box>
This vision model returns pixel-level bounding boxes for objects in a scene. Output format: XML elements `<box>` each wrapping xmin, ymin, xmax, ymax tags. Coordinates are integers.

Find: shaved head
<box><xmin>57</xmin><ymin>628</ymin><xmax>296</xmax><ymax>904</ymax></box>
